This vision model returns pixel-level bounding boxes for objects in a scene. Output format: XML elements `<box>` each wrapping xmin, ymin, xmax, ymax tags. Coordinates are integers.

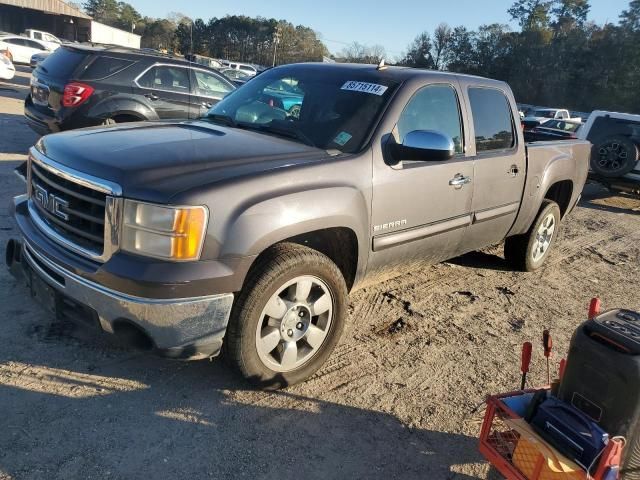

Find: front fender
<box><xmin>220</xmin><ymin>186</ymin><xmax>370</xmax><ymax>273</ymax></box>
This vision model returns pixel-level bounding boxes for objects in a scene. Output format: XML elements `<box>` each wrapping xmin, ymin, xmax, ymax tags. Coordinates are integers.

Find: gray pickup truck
<box><xmin>7</xmin><ymin>63</ymin><xmax>590</xmax><ymax>388</ymax></box>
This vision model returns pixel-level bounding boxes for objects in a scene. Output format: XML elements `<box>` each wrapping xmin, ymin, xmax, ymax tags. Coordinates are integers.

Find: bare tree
<box><xmin>432</xmin><ymin>23</ymin><xmax>453</xmax><ymax>69</ymax></box>
<box><xmin>341</xmin><ymin>41</ymin><xmax>386</xmax><ymax>63</ymax></box>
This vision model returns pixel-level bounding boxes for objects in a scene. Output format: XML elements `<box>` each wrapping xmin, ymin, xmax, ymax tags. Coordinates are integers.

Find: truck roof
<box><xmin>274</xmin><ymin>62</ymin><xmax>508</xmax><ymax>88</ymax></box>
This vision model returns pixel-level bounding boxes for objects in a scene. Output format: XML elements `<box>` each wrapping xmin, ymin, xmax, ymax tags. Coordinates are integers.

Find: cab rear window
<box><xmin>37</xmin><ymin>47</ymin><xmax>87</xmax><ymax>78</ymax></box>
<box><xmin>469</xmin><ymin>87</ymin><xmax>515</xmax><ymax>152</ymax></box>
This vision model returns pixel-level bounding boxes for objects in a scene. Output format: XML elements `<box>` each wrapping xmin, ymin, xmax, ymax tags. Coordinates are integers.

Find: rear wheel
<box><xmin>225</xmin><ymin>243</ymin><xmax>348</xmax><ymax>389</ymax></box>
<box><xmin>505</xmin><ymin>200</ymin><xmax>561</xmax><ymax>272</ymax></box>
<box><xmin>288</xmin><ymin>104</ymin><xmax>301</xmax><ymax>119</ymax></box>
<box><xmin>591</xmin><ymin>136</ymin><xmax>638</xmax><ymax>178</ymax></box>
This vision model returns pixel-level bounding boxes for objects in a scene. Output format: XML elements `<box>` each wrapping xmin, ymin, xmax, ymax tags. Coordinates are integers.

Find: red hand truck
<box><xmin>478</xmin><ymin>389</ymin><xmax>625</xmax><ymax>480</ymax></box>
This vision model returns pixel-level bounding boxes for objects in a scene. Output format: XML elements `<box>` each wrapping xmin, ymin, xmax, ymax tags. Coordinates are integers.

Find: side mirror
<box><xmin>392</xmin><ymin>130</ymin><xmax>455</xmax><ymax>162</ymax></box>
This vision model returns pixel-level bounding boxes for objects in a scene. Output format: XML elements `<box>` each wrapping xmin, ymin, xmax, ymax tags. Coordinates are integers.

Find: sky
<box><xmin>130</xmin><ymin>0</ymin><xmax>632</xmax><ymax>58</ymax></box>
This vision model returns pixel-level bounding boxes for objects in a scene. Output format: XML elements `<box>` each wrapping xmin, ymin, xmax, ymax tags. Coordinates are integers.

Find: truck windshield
<box><xmin>206</xmin><ymin>67</ymin><xmax>400</xmax><ymax>153</ymax></box>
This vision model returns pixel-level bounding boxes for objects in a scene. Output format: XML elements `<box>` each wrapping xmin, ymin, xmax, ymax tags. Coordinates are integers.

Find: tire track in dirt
<box><xmin>299</xmin><ymin>209</ymin><xmax>640</xmax><ymax>407</ymax></box>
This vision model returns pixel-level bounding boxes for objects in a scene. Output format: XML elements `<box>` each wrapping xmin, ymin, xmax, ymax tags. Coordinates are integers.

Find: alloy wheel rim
<box><xmin>255</xmin><ymin>275</ymin><xmax>333</xmax><ymax>372</ymax></box>
<box><xmin>531</xmin><ymin>213</ymin><xmax>556</xmax><ymax>262</ymax></box>
<box><xmin>598</xmin><ymin>142</ymin><xmax>628</xmax><ymax>171</ymax></box>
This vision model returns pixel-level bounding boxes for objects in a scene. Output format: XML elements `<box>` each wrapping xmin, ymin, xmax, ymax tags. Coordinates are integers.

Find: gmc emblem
<box><xmin>33</xmin><ymin>184</ymin><xmax>69</xmax><ymax>221</ymax></box>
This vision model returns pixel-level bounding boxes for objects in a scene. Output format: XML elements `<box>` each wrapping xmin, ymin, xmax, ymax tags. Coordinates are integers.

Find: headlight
<box><xmin>122</xmin><ymin>200</ymin><xmax>209</xmax><ymax>261</ymax></box>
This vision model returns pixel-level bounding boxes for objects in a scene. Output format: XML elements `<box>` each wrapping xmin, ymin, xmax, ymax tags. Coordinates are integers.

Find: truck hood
<box><xmin>37</xmin><ymin>120</ymin><xmax>331</xmax><ymax>203</ymax></box>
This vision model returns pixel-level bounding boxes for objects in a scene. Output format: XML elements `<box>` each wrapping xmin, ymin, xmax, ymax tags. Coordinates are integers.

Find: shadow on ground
<box><xmin>0</xmin><ymin>320</ymin><xmax>484</xmax><ymax>479</ymax></box>
<box><xmin>448</xmin><ymin>250</ymin><xmax>510</xmax><ymax>272</ymax></box>
<box><xmin>577</xmin><ymin>181</ymin><xmax>639</xmax><ymax>214</ymax></box>
<box><xmin>0</xmin><ymin>113</ymin><xmax>38</xmax><ymax>156</ymax></box>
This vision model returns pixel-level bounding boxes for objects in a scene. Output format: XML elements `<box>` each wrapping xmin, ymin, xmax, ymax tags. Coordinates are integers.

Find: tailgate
<box><xmin>29</xmin><ymin>48</ymin><xmax>90</xmax><ymax>112</ymax></box>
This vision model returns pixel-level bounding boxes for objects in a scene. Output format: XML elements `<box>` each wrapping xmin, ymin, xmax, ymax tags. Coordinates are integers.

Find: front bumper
<box><xmin>9</xmin><ymin>194</ymin><xmax>236</xmax><ymax>360</ymax></box>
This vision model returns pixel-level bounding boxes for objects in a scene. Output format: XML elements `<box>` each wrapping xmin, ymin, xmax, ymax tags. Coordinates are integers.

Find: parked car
<box><xmin>0</xmin><ymin>51</ymin><xmax>15</xmax><ymax>80</ymax></box>
<box><xmin>23</xmin><ymin>29</ymin><xmax>62</xmax><ymax>51</ymax></box>
<box><xmin>524</xmin><ymin>119</ymin><xmax>582</xmax><ymax>142</ymax></box>
<box><xmin>30</xmin><ymin>51</ymin><xmax>51</xmax><ymax>68</ymax></box>
<box><xmin>570</xmin><ymin>110</ymin><xmax>591</xmax><ymax>123</ymax></box>
<box><xmin>184</xmin><ymin>54</ymin><xmax>223</xmax><ymax>69</ymax></box>
<box><xmin>523</xmin><ymin>108</ymin><xmax>582</xmax><ymax>128</ymax></box>
<box><xmin>261</xmin><ymin>78</ymin><xmax>304</xmax><ymax>118</ymax></box>
<box><xmin>0</xmin><ymin>35</ymin><xmax>51</xmax><ymax>64</ymax></box>
<box><xmin>578</xmin><ymin>110</ymin><xmax>640</xmax><ymax>180</ymax></box>
<box><xmin>7</xmin><ymin>63</ymin><xmax>590</xmax><ymax>389</ymax></box>
<box><xmin>223</xmin><ymin>61</ymin><xmax>257</xmax><ymax>76</ymax></box>
<box><xmin>221</xmin><ymin>67</ymin><xmax>252</xmax><ymax>86</ymax></box>
<box><xmin>24</xmin><ymin>45</ymin><xmax>235</xmax><ymax>134</ymax></box>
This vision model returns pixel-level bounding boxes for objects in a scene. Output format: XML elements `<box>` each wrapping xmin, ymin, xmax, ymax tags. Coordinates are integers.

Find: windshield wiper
<box><xmin>244</xmin><ymin>123</ymin><xmax>316</xmax><ymax>147</ymax></box>
<box><xmin>205</xmin><ymin>113</ymin><xmax>237</xmax><ymax>127</ymax></box>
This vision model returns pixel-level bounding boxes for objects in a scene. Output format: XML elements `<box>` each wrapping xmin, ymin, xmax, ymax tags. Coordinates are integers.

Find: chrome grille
<box><xmin>27</xmin><ymin>148</ymin><xmax>122</xmax><ymax>262</ymax></box>
<box><xmin>30</xmin><ymin>161</ymin><xmax>106</xmax><ymax>252</ymax></box>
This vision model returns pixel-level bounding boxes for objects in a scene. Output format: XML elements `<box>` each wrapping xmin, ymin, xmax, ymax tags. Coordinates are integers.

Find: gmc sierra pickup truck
<box><xmin>6</xmin><ymin>63</ymin><xmax>590</xmax><ymax>389</ymax></box>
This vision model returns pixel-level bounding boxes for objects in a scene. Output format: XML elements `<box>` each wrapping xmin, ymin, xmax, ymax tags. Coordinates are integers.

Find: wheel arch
<box><xmin>87</xmin><ymin>96</ymin><xmax>158</xmax><ymax>122</ymax></box>
<box><xmin>544</xmin><ymin>180</ymin><xmax>573</xmax><ymax>217</ymax></box>
<box><xmin>219</xmin><ymin>187</ymin><xmax>369</xmax><ymax>293</ymax></box>
<box><xmin>247</xmin><ymin>228</ymin><xmax>359</xmax><ymax>292</ymax></box>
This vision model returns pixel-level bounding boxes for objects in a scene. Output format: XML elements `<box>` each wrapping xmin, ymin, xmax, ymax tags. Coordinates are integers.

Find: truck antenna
<box><xmin>377</xmin><ymin>58</ymin><xmax>387</xmax><ymax>71</ymax></box>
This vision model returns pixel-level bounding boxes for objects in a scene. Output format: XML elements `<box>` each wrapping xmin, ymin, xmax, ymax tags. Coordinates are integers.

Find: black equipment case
<box><xmin>559</xmin><ymin>309</ymin><xmax>640</xmax><ymax>479</ymax></box>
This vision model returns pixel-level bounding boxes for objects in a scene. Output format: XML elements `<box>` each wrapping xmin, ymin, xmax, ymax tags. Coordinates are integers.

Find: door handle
<box><xmin>449</xmin><ymin>174</ymin><xmax>472</xmax><ymax>189</ymax></box>
<box><xmin>508</xmin><ymin>165</ymin><xmax>520</xmax><ymax>177</ymax></box>
<box><xmin>144</xmin><ymin>93</ymin><xmax>159</xmax><ymax>101</ymax></box>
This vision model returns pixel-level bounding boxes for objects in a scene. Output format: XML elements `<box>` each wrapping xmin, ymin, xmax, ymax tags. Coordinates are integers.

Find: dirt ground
<box><xmin>1</xmin><ymin>66</ymin><xmax>639</xmax><ymax>480</ymax></box>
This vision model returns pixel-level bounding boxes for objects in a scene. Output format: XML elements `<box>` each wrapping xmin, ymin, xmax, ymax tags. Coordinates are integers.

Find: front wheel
<box><xmin>505</xmin><ymin>200</ymin><xmax>561</xmax><ymax>272</ymax></box>
<box><xmin>225</xmin><ymin>243</ymin><xmax>348</xmax><ymax>389</ymax></box>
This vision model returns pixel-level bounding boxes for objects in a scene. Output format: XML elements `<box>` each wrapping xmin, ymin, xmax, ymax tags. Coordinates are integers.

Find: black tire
<box><xmin>591</xmin><ymin>136</ymin><xmax>639</xmax><ymax>178</ymax></box>
<box><xmin>225</xmin><ymin>243</ymin><xmax>348</xmax><ymax>390</ymax></box>
<box><xmin>288</xmin><ymin>104</ymin><xmax>301</xmax><ymax>119</ymax></box>
<box><xmin>504</xmin><ymin>200</ymin><xmax>561</xmax><ymax>272</ymax></box>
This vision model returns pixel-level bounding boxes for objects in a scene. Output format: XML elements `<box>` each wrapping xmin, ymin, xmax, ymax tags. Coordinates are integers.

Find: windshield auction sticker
<box><xmin>341</xmin><ymin>81</ymin><xmax>388</xmax><ymax>96</ymax></box>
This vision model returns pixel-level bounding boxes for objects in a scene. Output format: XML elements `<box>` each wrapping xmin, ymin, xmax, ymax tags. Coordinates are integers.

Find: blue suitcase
<box><xmin>531</xmin><ymin>396</ymin><xmax>609</xmax><ymax>472</ymax></box>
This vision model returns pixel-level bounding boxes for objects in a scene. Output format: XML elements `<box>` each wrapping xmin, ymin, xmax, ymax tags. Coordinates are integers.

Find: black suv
<box><xmin>25</xmin><ymin>45</ymin><xmax>235</xmax><ymax>134</ymax></box>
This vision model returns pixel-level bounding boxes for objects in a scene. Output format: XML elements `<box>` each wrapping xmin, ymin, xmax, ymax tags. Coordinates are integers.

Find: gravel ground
<box><xmin>1</xmin><ymin>66</ymin><xmax>639</xmax><ymax>480</ymax></box>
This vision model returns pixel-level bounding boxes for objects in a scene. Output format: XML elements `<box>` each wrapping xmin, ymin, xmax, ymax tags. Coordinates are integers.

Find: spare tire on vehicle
<box><xmin>591</xmin><ymin>136</ymin><xmax>639</xmax><ymax>178</ymax></box>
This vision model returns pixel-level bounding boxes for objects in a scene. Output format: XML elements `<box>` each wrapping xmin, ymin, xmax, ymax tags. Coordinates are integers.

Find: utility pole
<box><xmin>272</xmin><ymin>27</ymin><xmax>281</xmax><ymax>67</ymax></box>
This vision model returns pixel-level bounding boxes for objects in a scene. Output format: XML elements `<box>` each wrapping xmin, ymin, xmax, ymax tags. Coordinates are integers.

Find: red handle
<box><xmin>589</xmin><ymin>297</ymin><xmax>601</xmax><ymax>319</ymax></box>
<box><xmin>521</xmin><ymin>342</ymin><xmax>533</xmax><ymax>374</ymax></box>
<box><xmin>559</xmin><ymin>358</ymin><xmax>567</xmax><ymax>380</ymax></box>
<box><xmin>543</xmin><ymin>330</ymin><xmax>552</xmax><ymax>358</ymax></box>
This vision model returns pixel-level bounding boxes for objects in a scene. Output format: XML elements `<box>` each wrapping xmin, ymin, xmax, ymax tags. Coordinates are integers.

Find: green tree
<box><xmin>83</xmin><ymin>0</ymin><xmax>119</xmax><ymax>25</ymax></box>
<box><xmin>552</xmin><ymin>0</ymin><xmax>590</xmax><ymax>31</ymax></box>
<box><xmin>400</xmin><ymin>32</ymin><xmax>434</xmax><ymax>68</ymax></box>
<box><xmin>116</xmin><ymin>2</ymin><xmax>141</xmax><ymax>31</ymax></box>
<box><xmin>620</xmin><ymin>0</ymin><xmax>640</xmax><ymax>31</ymax></box>
<box><xmin>508</xmin><ymin>0</ymin><xmax>554</xmax><ymax>30</ymax></box>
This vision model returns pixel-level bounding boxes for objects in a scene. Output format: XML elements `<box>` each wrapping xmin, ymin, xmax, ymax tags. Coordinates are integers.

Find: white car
<box><xmin>578</xmin><ymin>110</ymin><xmax>640</xmax><ymax>181</ymax></box>
<box><xmin>0</xmin><ymin>51</ymin><xmax>15</xmax><ymax>80</ymax></box>
<box><xmin>23</xmin><ymin>29</ymin><xmax>62</xmax><ymax>51</ymax></box>
<box><xmin>523</xmin><ymin>108</ymin><xmax>582</xmax><ymax>125</ymax></box>
<box><xmin>225</xmin><ymin>62</ymin><xmax>257</xmax><ymax>76</ymax></box>
<box><xmin>0</xmin><ymin>35</ymin><xmax>51</xmax><ymax>64</ymax></box>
